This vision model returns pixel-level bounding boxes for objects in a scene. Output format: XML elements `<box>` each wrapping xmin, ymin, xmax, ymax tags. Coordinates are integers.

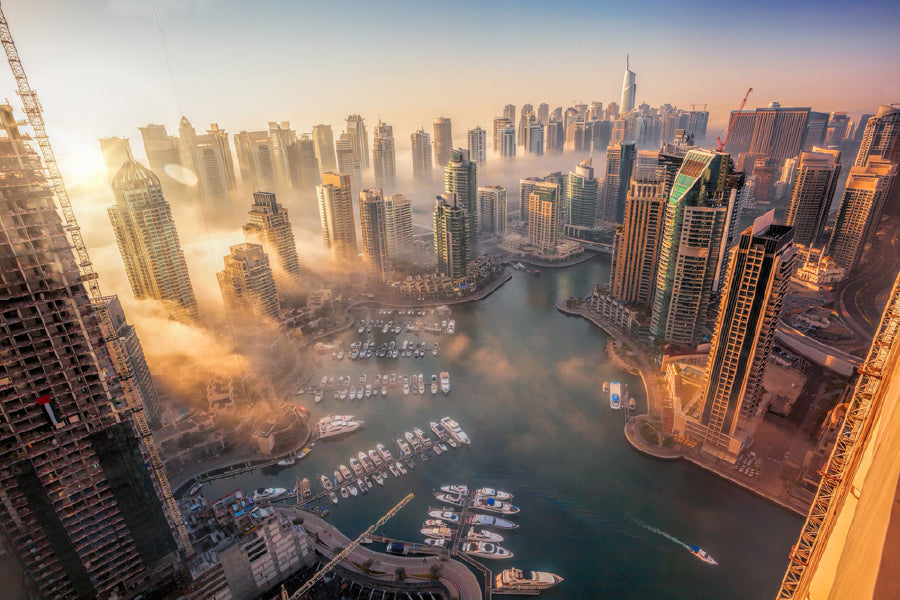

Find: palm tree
<box><xmin>428</xmin><ymin>563</ymin><xmax>443</xmax><ymax>580</ymax></box>
<box><xmin>394</xmin><ymin>566</ymin><xmax>406</xmax><ymax>581</ymax></box>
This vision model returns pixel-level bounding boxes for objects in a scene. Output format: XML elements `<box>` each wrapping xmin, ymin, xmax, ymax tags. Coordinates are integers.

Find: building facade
<box><xmin>316</xmin><ymin>172</ymin><xmax>359</xmax><ymax>262</ymax></box>
<box><xmin>372</xmin><ymin>120</ymin><xmax>396</xmax><ymax>188</ymax></box>
<box><xmin>217</xmin><ymin>243</ymin><xmax>281</xmax><ymax>322</ymax></box>
<box><xmin>358</xmin><ymin>188</ymin><xmax>389</xmax><ymax>287</ymax></box>
<box><xmin>434</xmin><ymin>193</ymin><xmax>470</xmax><ymax>280</ymax></box>
<box><xmin>621</xmin><ymin>56</ymin><xmax>636</xmax><ymax>114</ymax></box>
<box><xmin>467</xmin><ymin>126</ymin><xmax>487</xmax><ymax>165</ymax></box>
<box><xmin>783</xmin><ymin>148</ymin><xmax>842</xmax><ymax>247</ymax></box>
<box><xmin>311</xmin><ymin>124</ymin><xmax>337</xmax><ymax>173</ymax></box>
<box><xmin>433</xmin><ymin>117</ymin><xmax>453</xmax><ymax>167</ymax></box>
<box><xmin>243</xmin><ymin>191</ymin><xmax>303</xmax><ymax>299</ymax></box>
<box><xmin>567</xmin><ymin>158</ymin><xmax>599</xmax><ymax>228</ymax></box>
<box><xmin>477</xmin><ymin>185</ymin><xmax>507</xmax><ymax>235</ymax></box>
<box><xmin>611</xmin><ymin>178</ymin><xmax>667</xmax><ymax>308</ymax></box>
<box><xmin>601</xmin><ymin>141</ymin><xmax>636</xmax><ymax>223</ymax></box>
<box><xmin>410</xmin><ymin>129</ymin><xmax>433</xmax><ymax>182</ymax></box>
<box><xmin>345</xmin><ymin>114</ymin><xmax>369</xmax><ymax>170</ymax></box>
<box><xmin>444</xmin><ymin>148</ymin><xmax>478</xmax><ymax>247</ymax></box>
<box><xmin>528</xmin><ymin>181</ymin><xmax>561</xmax><ymax>253</ymax></box>
<box><xmin>384</xmin><ymin>193</ymin><xmax>414</xmax><ymax>261</ymax></box>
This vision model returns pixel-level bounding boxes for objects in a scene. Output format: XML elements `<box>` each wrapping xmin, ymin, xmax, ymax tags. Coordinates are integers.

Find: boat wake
<box><xmin>629</xmin><ymin>515</ymin><xmax>691</xmax><ymax>552</ymax></box>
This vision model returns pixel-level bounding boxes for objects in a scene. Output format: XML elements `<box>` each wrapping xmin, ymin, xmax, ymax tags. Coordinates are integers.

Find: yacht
<box><xmin>418</xmin><ymin>375</ymin><xmax>425</xmax><ymax>395</ymax></box>
<box><xmin>377</xmin><ymin>443</ymin><xmax>393</xmax><ymax>462</ymax></box>
<box><xmin>349</xmin><ymin>458</ymin><xmax>364</xmax><ymax>476</ymax></box>
<box><xmin>446</xmin><ymin>320</ymin><xmax>456</xmax><ymax>334</ymax></box>
<box><xmin>348</xmin><ymin>483</ymin><xmax>359</xmax><ymax>497</ymax></box>
<box><xmin>388</xmin><ymin>464</ymin><xmax>400</xmax><ymax>478</ymax></box>
<box><xmin>276</xmin><ymin>456</ymin><xmax>296</xmax><ymax>466</ymax></box>
<box><xmin>318</xmin><ymin>475</ymin><xmax>332</xmax><ymax>490</ymax></box>
<box><xmin>364</xmin><ymin>476</ymin><xmax>373</xmax><ymax>489</ymax></box>
<box><xmin>372</xmin><ymin>472</ymin><xmax>384</xmax><ymax>486</ymax></box>
<box><xmin>425</xmin><ymin>538</ymin><xmax>450</xmax><ymax>550</ymax></box>
<box><xmin>253</xmin><ymin>487</ymin><xmax>289</xmax><ymax>502</ymax></box>
<box><xmin>395</xmin><ymin>461</ymin><xmax>408</xmax><ymax>476</ymax></box>
<box><xmin>494</xmin><ymin>568</ymin><xmax>564</xmax><ymax>592</ymax></box>
<box><xmin>368</xmin><ymin>449</ymin><xmax>383</xmax><ymax>467</ymax></box>
<box><xmin>434</xmin><ymin>492</ymin><xmax>465</xmax><ymax>507</ymax></box>
<box><xmin>317</xmin><ymin>416</ymin><xmax>363</xmax><ymax>441</ymax></box>
<box><xmin>440</xmin><ymin>372</ymin><xmax>450</xmax><ymax>393</ymax></box>
<box><xmin>340</xmin><ymin>486</ymin><xmax>349</xmax><ymax>499</ymax></box>
<box><xmin>333</xmin><ymin>470</ymin><xmax>343</xmax><ymax>484</ymax></box>
<box><xmin>403</xmin><ymin>382</ymin><xmax>410</xmax><ymax>396</ymax></box>
<box><xmin>610</xmin><ymin>381</ymin><xmax>622</xmax><ymax>410</ymax></box>
<box><xmin>428</xmin><ymin>509</ymin><xmax>460</xmax><ymax>523</ymax></box>
<box><xmin>440</xmin><ymin>484</ymin><xmax>469</xmax><ymax>496</ymax></box>
<box><xmin>472</xmin><ymin>497</ymin><xmax>520</xmax><ymax>515</ymax></box>
<box><xmin>691</xmin><ymin>545</ymin><xmax>718</xmax><ymax>565</ymax></box>
<box><xmin>358</xmin><ymin>451</ymin><xmax>375</xmax><ymax>471</ymax></box>
<box><xmin>431</xmin><ymin>375</ymin><xmax>438</xmax><ymax>395</ymax></box>
<box><xmin>440</xmin><ymin>416</ymin><xmax>470</xmax><ymax>445</ymax></box>
<box><xmin>413</xmin><ymin>427</ymin><xmax>431</xmax><ymax>447</ymax></box>
<box><xmin>421</xmin><ymin>526</ymin><xmax>454</xmax><ymax>539</ymax></box>
<box><xmin>339</xmin><ymin>464</ymin><xmax>352</xmax><ymax>480</ymax></box>
<box><xmin>466</xmin><ymin>514</ymin><xmax>518</xmax><ymax>530</ymax></box>
<box><xmin>465</xmin><ymin>528</ymin><xmax>504</xmax><ymax>543</ymax></box>
<box><xmin>475</xmin><ymin>487</ymin><xmax>513</xmax><ymax>501</ymax></box>
<box><xmin>357</xmin><ymin>478</ymin><xmax>367</xmax><ymax>494</ymax></box>
<box><xmin>430</xmin><ymin>421</ymin><xmax>447</xmax><ymax>440</ymax></box>
<box><xmin>396</xmin><ymin>438</ymin><xmax>412</xmax><ymax>456</ymax></box>
<box><xmin>328</xmin><ymin>491</ymin><xmax>339</xmax><ymax>505</ymax></box>
<box><xmin>424</xmin><ymin>519</ymin><xmax>449</xmax><ymax>528</ymax></box>
<box><xmin>459</xmin><ymin>542</ymin><xmax>512</xmax><ymax>560</ymax></box>
<box><xmin>405</xmin><ymin>431</ymin><xmax>422</xmax><ymax>451</ymax></box>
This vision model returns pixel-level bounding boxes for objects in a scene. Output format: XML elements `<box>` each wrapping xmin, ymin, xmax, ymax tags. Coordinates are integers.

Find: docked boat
<box><xmin>467</xmin><ymin>514</ymin><xmax>518</xmax><ymax>530</ymax></box>
<box><xmin>358</xmin><ymin>451</ymin><xmax>375</xmax><ymax>471</ymax></box>
<box><xmin>472</xmin><ymin>496</ymin><xmax>520</xmax><ymax>515</ymax></box>
<box><xmin>339</xmin><ymin>464</ymin><xmax>352</xmax><ymax>480</ymax></box>
<box><xmin>446</xmin><ymin>438</ymin><xmax>458</xmax><ymax>449</ymax></box>
<box><xmin>428</xmin><ymin>509</ymin><xmax>460</xmax><ymax>523</ymax></box>
<box><xmin>440</xmin><ymin>372</ymin><xmax>450</xmax><ymax>393</ymax></box>
<box><xmin>446</xmin><ymin>320</ymin><xmax>456</xmax><ymax>334</ymax></box>
<box><xmin>364</xmin><ymin>476</ymin><xmax>373</xmax><ymax>489</ymax></box>
<box><xmin>602</xmin><ymin>381</ymin><xmax>610</xmax><ymax>392</ymax></box>
<box><xmin>413</xmin><ymin>427</ymin><xmax>431</xmax><ymax>447</ymax></box>
<box><xmin>396</xmin><ymin>438</ymin><xmax>412</xmax><ymax>455</ymax></box>
<box><xmin>459</xmin><ymin>542</ymin><xmax>512</xmax><ymax>560</ymax></box>
<box><xmin>440</xmin><ymin>484</ymin><xmax>469</xmax><ymax>496</ymax></box>
<box><xmin>340</xmin><ymin>486</ymin><xmax>349</xmax><ymax>499</ymax></box>
<box><xmin>328</xmin><ymin>491</ymin><xmax>339</xmax><ymax>505</ymax></box>
<box><xmin>357</xmin><ymin>478</ymin><xmax>367</xmax><ymax>494</ymax></box>
<box><xmin>421</xmin><ymin>526</ymin><xmax>454</xmax><ymax>539</ymax></box>
<box><xmin>276</xmin><ymin>457</ymin><xmax>296</xmax><ymax>466</ymax></box>
<box><xmin>610</xmin><ymin>381</ymin><xmax>622</xmax><ymax>410</ymax></box>
<box><xmin>348</xmin><ymin>483</ymin><xmax>359</xmax><ymax>497</ymax></box>
<box><xmin>404</xmin><ymin>456</ymin><xmax>416</xmax><ymax>469</ymax></box>
<box><xmin>340</xmin><ymin>387</ymin><xmax>348</xmax><ymax>400</ymax></box>
<box><xmin>377</xmin><ymin>443</ymin><xmax>393</xmax><ymax>462</ymax></box>
<box><xmin>425</xmin><ymin>519</ymin><xmax>449</xmax><ymax>528</ymax></box>
<box><xmin>368</xmin><ymin>449</ymin><xmax>383</xmax><ymax>467</ymax></box>
<box><xmin>432</xmin><ymin>343</ymin><xmax>439</xmax><ymax>357</ymax></box>
<box><xmin>440</xmin><ymin>416</ymin><xmax>470</xmax><ymax>445</ymax></box>
<box><xmin>433</xmin><ymin>444</ymin><xmax>444</xmax><ymax>455</ymax></box>
<box><xmin>314</xmin><ymin>392</ymin><xmax>323</xmax><ymax>404</ymax></box>
<box><xmin>403</xmin><ymin>382</ymin><xmax>410</xmax><ymax>396</ymax></box>
<box><xmin>418</xmin><ymin>375</ymin><xmax>425</xmax><ymax>395</ymax></box>
<box><xmin>405</xmin><ymin>431</ymin><xmax>422</xmax><ymax>451</ymax></box>
<box><xmin>385</xmin><ymin>542</ymin><xmax>408</xmax><ymax>555</ymax></box>
<box><xmin>425</xmin><ymin>538</ymin><xmax>450</xmax><ymax>549</ymax></box>
<box><xmin>438</xmin><ymin>442</ymin><xmax>449</xmax><ymax>453</ymax></box>
<box><xmin>430</xmin><ymin>421</ymin><xmax>448</xmax><ymax>440</ymax></box>
<box><xmin>431</xmin><ymin>380</ymin><xmax>438</xmax><ymax>395</ymax></box>
<box><xmin>253</xmin><ymin>487</ymin><xmax>289</xmax><ymax>502</ymax></box>
<box><xmin>318</xmin><ymin>415</ymin><xmax>364</xmax><ymax>439</ymax></box>
<box><xmin>372</xmin><ymin>472</ymin><xmax>384</xmax><ymax>486</ymax></box>
<box><xmin>381</xmin><ymin>385</ymin><xmax>387</xmax><ymax>397</ymax></box>
<box><xmin>388</xmin><ymin>464</ymin><xmax>400</xmax><ymax>477</ymax></box>
<box><xmin>365</xmin><ymin>384</ymin><xmax>372</xmax><ymax>398</ymax></box>
<box><xmin>434</xmin><ymin>492</ymin><xmax>466</xmax><ymax>507</ymax></box>
<box><xmin>494</xmin><ymin>568</ymin><xmax>563</xmax><ymax>592</ymax></box>
<box><xmin>475</xmin><ymin>487</ymin><xmax>513</xmax><ymax>501</ymax></box>
<box><xmin>319</xmin><ymin>475</ymin><xmax>332</xmax><ymax>491</ymax></box>
<box><xmin>334</xmin><ymin>470</ymin><xmax>343</xmax><ymax>484</ymax></box>
<box><xmin>349</xmin><ymin>387</ymin><xmax>357</xmax><ymax>400</ymax></box>
<box><xmin>350</xmin><ymin>458</ymin><xmax>364</xmax><ymax>476</ymax></box>
<box><xmin>628</xmin><ymin>397</ymin><xmax>636</xmax><ymax>410</ymax></box>
<box><xmin>691</xmin><ymin>545</ymin><xmax>718</xmax><ymax>565</ymax></box>
<box><xmin>395</xmin><ymin>461</ymin><xmax>407</xmax><ymax>476</ymax></box>
<box><xmin>465</xmin><ymin>528</ymin><xmax>504</xmax><ymax>543</ymax></box>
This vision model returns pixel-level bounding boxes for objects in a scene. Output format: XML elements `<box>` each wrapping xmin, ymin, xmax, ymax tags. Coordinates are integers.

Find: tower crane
<box><xmin>0</xmin><ymin>4</ymin><xmax>193</xmax><ymax>556</ymax></box>
<box><xmin>716</xmin><ymin>87</ymin><xmax>753</xmax><ymax>152</ymax></box>
<box><xmin>285</xmin><ymin>494</ymin><xmax>414</xmax><ymax>600</ymax></box>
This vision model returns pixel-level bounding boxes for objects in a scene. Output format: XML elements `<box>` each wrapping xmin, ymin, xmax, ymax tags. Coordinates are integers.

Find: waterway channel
<box><xmin>202</xmin><ymin>255</ymin><xmax>801</xmax><ymax>599</ymax></box>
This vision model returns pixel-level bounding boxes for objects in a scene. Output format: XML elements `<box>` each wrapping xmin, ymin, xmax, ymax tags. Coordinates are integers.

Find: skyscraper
<box><xmin>528</xmin><ymin>181</ymin><xmax>562</xmax><ymax>253</ymax></box>
<box><xmin>312</xmin><ymin>124</ymin><xmax>337</xmax><ymax>172</ymax></box>
<box><xmin>502</xmin><ymin>103</ymin><xmax>516</xmax><ymax>122</ymax></box>
<box><xmin>433</xmin><ymin>117</ymin><xmax>453</xmax><ymax>167</ymax></box>
<box><xmin>384</xmin><ymin>193</ymin><xmax>414</xmax><ymax>261</ymax></box>
<box><xmin>499</xmin><ymin>124</ymin><xmax>516</xmax><ymax>159</ymax></box>
<box><xmin>179</xmin><ymin>117</ymin><xmax>233</xmax><ymax>207</ymax></box>
<box><xmin>1</xmin><ymin>102</ymin><xmax>177</xmax><ymax>600</ymax></box>
<box><xmin>697</xmin><ymin>214</ymin><xmax>794</xmax><ymax>461</ymax></box>
<box><xmin>266</xmin><ymin>120</ymin><xmax>295</xmax><ymax>194</ymax></box>
<box><xmin>93</xmin><ymin>295</ymin><xmax>163</xmax><ymax>427</ymax></box>
<box><xmin>601</xmin><ymin>141</ymin><xmax>636</xmax><ymax>224</ymax></box>
<box><xmin>545</xmin><ymin>120</ymin><xmax>564</xmax><ymax>153</ymax></box>
<box><xmin>468</xmin><ymin>126</ymin><xmax>487</xmax><ymax>165</ymax></box>
<box><xmin>620</xmin><ymin>55</ymin><xmax>636</xmax><ymax>114</ymax></box>
<box><xmin>526</xmin><ymin>120</ymin><xmax>544</xmax><ymax>155</ymax></box>
<box><xmin>335</xmin><ymin>133</ymin><xmax>362</xmax><ymax>188</ymax></box>
<box><xmin>493</xmin><ymin>117</ymin><xmax>512</xmax><ymax>152</ymax></box>
<box><xmin>828</xmin><ymin>157</ymin><xmax>898</xmax><ymax>271</ymax></box>
<box><xmin>411</xmin><ymin>128</ymin><xmax>433</xmax><ymax>182</ymax></box>
<box><xmin>726</xmin><ymin>106</ymin><xmax>811</xmax><ymax>161</ymax></box>
<box><xmin>567</xmin><ymin>157</ymin><xmax>599</xmax><ymax>228</ymax></box>
<box><xmin>650</xmin><ymin>150</ymin><xmax>734</xmax><ymax>347</ymax></box>
<box><xmin>783</xmin><ymin>148</ymin><xmax>842</xmax><ymax>247</ymax></box>
<box><xmin>611</xmin><ymin>178</ymin><xmax>667</xmax><ymax>307</ymax></box>
<box><xmin>537</xmin><ymin>103</ymin><xmax>549</xmax><ymax>123</ymax></box>
<box><xmin>372</xmin><ymin>120</ymin><xmax>396</xmax><ymax>188</ymax></box>
<box><xmin>359</xmin><ymin>188</ymin><xmax>389</xmax><ymax>287</ymax></box>
<box><xmin>234</xmin><ymin>129</ymin><xmax>279</xmax><ymax>192</ymax></box>
<box><xmin>316</xmin><ymin>172</ymin><xmax>358</xmax><ymax>262</ymax></box>
<box><xmin>109</xmin><ymin>160</ymin><xmax>199</xmax><ymax>321</ymax></box>
<box><xmin>217</xmin><ymin>243</ymin><xmax>281</xmax><ymax>322</ymax></box>
<box><xmin>139</xmin><ymin>123</ymin><xmax>185</xmax><ymax>201</ymax></box>
<box><xmin>99</xmin><ymin>136</ymin><xmax>134</xmax><ymax>183</ymax></box>
<box><xmin>434</xmin><ymin>193</ymin><xmax>470</xmax><ymax>280</ymax></box>
<box><xmin>243</xmin><ymin>191</ymin><xmax>303</xmax><ymax>298</ymax></box>
<box><xmin>289</xmin><ymin>133</ymin><xmax>320</xmax><ymax>189</ymax></box>
<box><xmin>477</xmin><ymin>185</ymin><xmax>507</xmax><ymax>235</ymax></box>
<box><xmin>854</xmin><ymin>105</ymin><xmax>900</xmax><ymax>214</ymax></box>
<box><xmin>444</xmin><ymin>148</ymin><xmax>478</xmax><ymax>246</ymax></box>
<box><xmin>518</xmin><ymin>104</ymin><xmax>533</xmax><ymax>147</ymax></box>
<box><xmin>345</xmin><ymin>114</ymin><xmax>370</xmax><ymax>169</ymax></box>
<box><xmin>519</xmin><ymin>176</ymin><xmax>543</xmax><ymax>222</ymax></box>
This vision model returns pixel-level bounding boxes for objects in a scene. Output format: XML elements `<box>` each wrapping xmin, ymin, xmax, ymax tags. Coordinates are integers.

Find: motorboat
<box><xmin>691</xmin><ymin>545</ymin><xmax>718</xmax><ymax>565</ymax></box>
<box><xmin>421</xmin><ymin>527</ymin><xmax>454</xmax><ymax>539</ymax></box>
<box><xmin>430</xmin><ymin>421</ymin><xmax>447</xmax><ymax>440</ymax></box>
<box><xmin>475</xmin><ymin>487</ymin><xmax>513</xmax><ymax>501</ymax></box>
<box><xmin>433</xmin><ymin>444</ymin><xmax>444</xmax><ymax>455</ymax></box>
<box><xmin>319</xmin><ymin>475</ymin><xmax>332</xmax><ymax>491</ymax></box>
<box><xmin>368</xmin><ymin>449</ymin><xmax>383</xmax><ymax>467</ymax></box>
<box><xmin>465</xmin><ymin>528</ymin><xmax>504</xmax><ymax>543</ymax></box>
<box><xmin>395</xmin><ymin>461</ymin><xmax>407</xmax><ymax>476</ymax></box>
<box><xmin>439</xmin><ymin>442</ymin><xmax>449</xmax><ymax>452</ymax></box>
<box><xmin>328</xmin><ymin>491</ymin><xmax>339</xmax><ymax>505</ymax></box>
<box><xmin>440</xmin><ymin>484</ymin><xmax>469</xmax><ymax>496</ymax></box>
<box><xmin>446</xmin><ymin>319</ymin><xmax>455</xmax><ymax>334</ymax></box>
<box><xmin>425</xmin><ymin>538</ymin><xmax>450</xmax><ymax>549</ymax></box>
<box><xmin>358</xmin><ymin>451</ymin><xmax>375</xmax><ymax>471</ymax></box>
<box><xmin>472</xmin><ymin>496</ymin><xmax>520</xmax><ymax>515</ymax></box>
<box><xmin>610</xmin><ymin>381</ymin><xmax>622</xmax><ymax>410</ymax></box>
<box><xmin>276</xmin><ymin>456</ymin><xmax>296</xmax><ymax>466</ymax></box>
<box><xmin>434</xmin><ymin>492</ymin><xmax>465</xmax><ymax>507</ymax></box>
<box><xmin>388</xmin><ymin>464</ymin><xmax>400</xmax><ymax>477</ymax></box>
<box><xmin>405</xmin><ymin>431</ymin><xmax>422</xmax><ymax>450</ymax></box>
<box><xmin>428</xmin><ymin>509</ymin><xmax>460</xmax><ymax>523</ymax></box>
<box><xmin>372</xmin><ymin>472</ymin><xmax>384</xmax><ymax>486</ymax></box>
<box><xmin>440</xmin><ymin>372</ymin><xmax>450</xmax><ymax>393</ymax></box>
<box><xmin>350</xmin><ymin>458</ymin><xmax>364</xmax><ymax>476</ymax></box>
<box><xmin>349</xmin><ymin>483</ymin><xmax>359</xmax><ymax>497</ymax></box>
<box><xmin>333</xmin><ymin>470</ymin><xmax>343</xmax><ymax>484</ymax></box>
<box><xmin>253</xmin><ymin>487</ymin><xmax>289</xmax><ymax>502</ymax></box>
<box><xmin>339</xmin><ymin>464</ymin><xmax>352</xmax><ymax>480</ymax></box>
<box><xmin>459</xmin><ymin>542</ymin><xmax>512</xmax><ymax>559</ymax></box>
<box><xmin>466</xmin><ymin>514</ymin><xmax>518</xmax><ymax>530</ymax></box>
<box><xmin>440</xmin><ymin>416</ymin><xmax>469</xmax><ymax>445</ymax></box>
<box><xmin>364</xmin><ymin>476</ymin><xmax>373</xmax><ymax>489</ymax></box>
<box><xmin>404</xmin><ymin>456</ymin><xmax>416</xmax><ymax>469</ymax></box>
<box><xmin>414</xmin><ymin>428</ymin><xmax>431</xmax><ymax>447</ymax></box>
<box><xmin>396</xmin><ymin>438</ymin><xmax>412</xmax><ymax>456</ymax></box>
<box><xmin>340</xmin><ymin>486</ymin><xmax>349</xmax><ymax>499</ymax></box>
<box><xmin>494</xmin><ymin>569</ymin><xmax>563</xmax><ymax>591</ymax></box>
<box><xmin>377</xmin><ymin>443</ymin><xmax>393</xmax><ymax>462</ymax></box>
<box><xmin>403</xmin><ymin>382</ymin><xmax>410</xmax><ymax>396</ymax></box>
<box><xmin>357</xmin><ymin>478</ymin><xmax>367</xmax><ymax>494</ymax></box>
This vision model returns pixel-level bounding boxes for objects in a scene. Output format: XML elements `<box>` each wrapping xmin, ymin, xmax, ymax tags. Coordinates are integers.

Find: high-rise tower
<box><xmin>243</xmin><ymin>191</ymin><xmax>303</xmax><ymax>298</ymax></box>
<box><xmin>567</xmin><ymin>158</ymin><xmax>599</xmax><ymax>228</ymax></box>
<box><xmin>611</xmin><ymin>178</ymin><xmax>667</xmax><ymax>307</ymax></box>
<box><xmin>358</xmin><ymin>188</ymin><xmax>390</xmax><ymax>287</ymax></box>
<box><xmin>698</xmin><ymin>214</ymin><xmax>794</xmax><ymax>461</ymax></box>
<box><xmin>444</xmin><ymin>148</ymin><xmax>477</xmax><ymax>245</ymax></box>
<box><xmin>217</xmin><ymin>243</ymin><xmax>281</xmax><ymax>322</ymax></box>
<box><xmin>498</xmin><ymin>124</ymin><xmax>516</xmax><ymax>159</ymax></box>
<box><xmin>492</xmin><ymin>117</ymin><xmax>512</xmax><ymax>153</ymax></box>
<box><xmin>316</xmin><ymin>172</ymin><xmax>359</xmax><ymax>262</ymax></box>
<box><xmin>373</xmin><ymin>120</ymin><xmax>396</xmax><ymax>188</ymax></box>
<box><xmin>433</xmin><ymin>117</ymin><xmax>453</xmax><ymax>167</ymax></box>
<box><xmin>477</xmin><ymin>185</ymin><xmax>507</xmax><ymax>235</ymax></box>
<box><xmin>234</xmin><ymin>130</ymin><xmax>279</xmax><ymax>192</ymax></box>
<box><xmin>345</xmin><ymin>114</ymin><xmax>369</xmax><ymax>169</ymax></box>
<box><xmin>620</xmin><ymin>55</ymin><xmax>636</xmax><ymax>114</ymax></box>
<box><xmin>601</xmin><ymin>141</ymin><xmax>637</xmax><ymax>223</ymax></box>
<box><xmin>1</xmin><ymin>103</ymin><xmax>177</xmax><ymax>600</ymax></box>
<box><xmin>528</xmin><ymin>181</ymin><xmax>561</xmax><ymax>253</ymax></box>
<box><xmin>854</xmin><ymin>105</ymin><xmax>900</xmax><ymax>214</ymax></box>
<box><xmin>434</xmin><ymin>193</ymin><xmax>470</xmax><ymax>280</ymax></box>
<box><xmin>139</xmin><ymin>123</ymin><xmax>185</xmax><ymax>201</ymax></box>
<box><xmin>335</xmin><ymin>133</ymin><xmax>362</xmax><ymax>188</ymax></box>
<box><xmin>384</xmin><ymin>193</ymin><xmax>414</xmax><ymax>261</ymax></box>
<box><xmin>109</xmin><ymin>160</ymin><xmax>199</xmax><ymax>321</ymax></box>
<box><xmin>99</xmin><ymin>136</ymin><xmax>134</xmax><ymax>183</ymax></box>
<box><xmin>311</xmin><ymin>124</ymin><xmax>337</xmax><ymax>172</ymax></box>
<box><xmin>468</xmin><ymin>126</ymin><xmax>487</xmax><ymax>165</ymax></box>
<box><xmin>411</xmin><ymin>128</ymin><xmax>433</xmax><ymax>182</ymax></box>
<box><xmin>783</xmin><ymin>148</ymin><xmax>842</xmax><ymax>247</ymax></box>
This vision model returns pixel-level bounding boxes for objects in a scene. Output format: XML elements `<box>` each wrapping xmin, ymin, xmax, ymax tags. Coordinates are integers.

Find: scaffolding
<box><xmin>776</xmin><ymin>270</ymin><xmax>900</xmax><ymax>598</ymax></box>
<box><xmin>0</xmin><ymin>4</ymin><xmax>192</xmax><ymax>556</ymax></box>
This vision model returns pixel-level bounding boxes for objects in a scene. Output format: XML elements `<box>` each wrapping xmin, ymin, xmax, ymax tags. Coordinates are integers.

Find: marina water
<box><xmin>202</xmin><ymin>255</ymin><xmax>801</xmax><ymax>599</ymax></box>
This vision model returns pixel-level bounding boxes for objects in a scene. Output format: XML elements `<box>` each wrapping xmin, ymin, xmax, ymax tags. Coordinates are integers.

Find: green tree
<box><xmin>394</xmin><ymin>566</ymin><xmax>406</xmax><ymax>581</ymax></box>
<box><xmin>362</xmin><ymin>558</ymin><xmax>374</xmax><ymax>573</ymax></box>
<box><xmin>428</xmin><ymin>563</ymin><xmax>443</xmax><ymax>580</ymax></box>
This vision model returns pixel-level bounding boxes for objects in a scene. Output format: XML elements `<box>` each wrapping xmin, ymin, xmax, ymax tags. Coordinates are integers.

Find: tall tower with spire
<box><xmin>621</xmin><ymin>55</ymin><xmax>636</xmax><ymax>114</ymax></box>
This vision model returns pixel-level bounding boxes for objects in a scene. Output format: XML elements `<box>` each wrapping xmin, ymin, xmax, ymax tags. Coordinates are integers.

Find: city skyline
<box><xmin>0</xmin><ymin>1</ymin><xmax>895</xmax><ymax>183</ymax></box>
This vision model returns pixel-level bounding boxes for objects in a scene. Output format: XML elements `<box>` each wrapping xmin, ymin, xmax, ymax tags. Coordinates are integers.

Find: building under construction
<box><xmin>0</xmin><ymin>103</ymin><xmax>180</xmax><ymax>598</ymax></box>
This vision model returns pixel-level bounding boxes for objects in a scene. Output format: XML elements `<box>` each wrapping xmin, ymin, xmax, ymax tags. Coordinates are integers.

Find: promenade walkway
<box><xmin>280</xmin><ymin>508</ymin><xmax>483</xmax><ymax>600</ymax></box>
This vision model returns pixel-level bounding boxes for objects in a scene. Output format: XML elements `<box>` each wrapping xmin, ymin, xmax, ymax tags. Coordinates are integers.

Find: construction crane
<box><xmin>716</xmin><ymin>87</ymin><xmax>753</xmax><ymax>152</ymax></box>
<box><xmin>286</xmin><ymin>494</ymin><xmax>414</xmax><ymax>600</ymax></box>
<box><xmin>0</xmin><ymin>4</ymin><xmax>193</xmax><ymax>556</ymax></box>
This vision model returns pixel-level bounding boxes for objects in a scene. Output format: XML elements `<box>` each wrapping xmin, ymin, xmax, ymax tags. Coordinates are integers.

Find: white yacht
<box><xmin>252</xmin><ymin>487</ymin><xmax>288</xmax><ymax>502</ymax></box>
<box><xmin>459</xmin><ymin>542</ymin><xmax>512</xmax><ymax>559</ymax></box>
<box><xmin>475</xmin><ymin>487</ymin><xmax>513</xmax><ymax>501</ymax></box>
<box><xmin>440</xmin><ymin>372</ymin><xmax>450</xmax><ymax>394</ymax></box>
<box><xmin>494</xmin><ymin>569</ymin><xmax>563</xmax><ymax>592</ymax></box>
<box><xmin>465</xmin><ymin>528</ymin><xmax>504</xmax><ymax>543</ymax></box>
<box><xmin>420</xmin><ymin>526</ymin><xmax>454</xmax><ymax>539</ymax></box>
<box><xmin>440</xmin><ymin>416</ymin><xmax>469</xmax><ymax>445</ymax></box>
<box><xmin>440</xmin><ymin>484</ymin><xmax>469</xmax><ymax>496</ymax></box>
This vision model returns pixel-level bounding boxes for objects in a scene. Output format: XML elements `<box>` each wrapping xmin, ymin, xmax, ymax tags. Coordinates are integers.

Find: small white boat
<box><xmin>425</xmin><ymin>519</ymin><xmax>449</xmax><ymax>527</ymax></box>
<box><xmin>349</xmin><ymin>484</ymin><xmax>359</xmax><ymax>497</ymax></box>
<box><xmin>691</xmin><ymin>545</ymin><xmax>718</xmax><ymax>565</ymax></box>
<box><xmin>372</xmin><ymin>472</ymin><xmax>384</xmax><ymax>486</ymax></box>
<box><xmin>339</xmin><ymin>464</ymin><xmax>352</xmax><ymax>480</ymax></box>
<box><xmin>425</xmin><ymin>538</ymin><xmax>450</xmax><ymax>549</ymax></box>
<box><xmin>434</xmin><ymin>492</ymin><xmax>465</xmax><ymax>507</ymax></box>
<box><xmin>357</xmin><ymin>478</ymin><xmax>367</xmax><ymax>494</ymax></box>
<box><xmin>440</xmin><ymin>372</ymin><xmax>450</xmax><ymax>393</ymax></box>
<box><xmin>328</xmin><ymin>491</ymin><xmax>339</xmax><ymax>505</ymax></box>
<box><xmin>340</xmin><ymin>486</ymin><xmax>349</xmax><ymax>499</ymax></box>
<box><xmin>396</xmin><ymin>461</ymin><xmax>407</xmax><ymax>475</ymax></box>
